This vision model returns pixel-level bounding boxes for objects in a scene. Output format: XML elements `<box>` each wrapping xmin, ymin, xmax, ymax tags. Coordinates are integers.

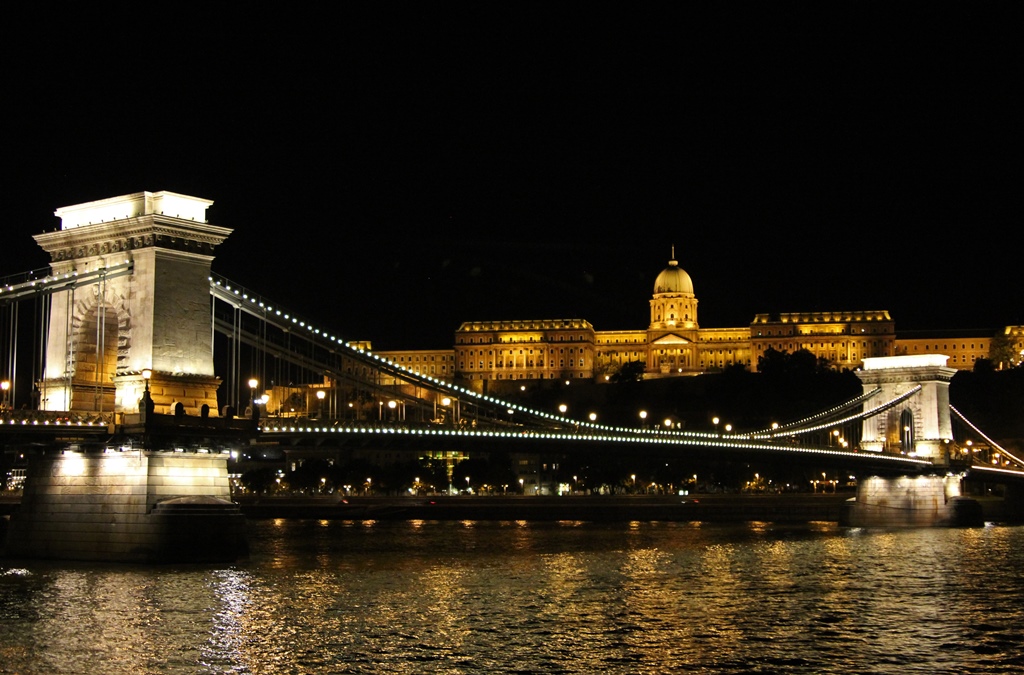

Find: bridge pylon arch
<box><xmin>32</xmin><ymin>191</ymin><xmax>232</xmax><ymax>416</ymax></box>
<box><xmin>856</xmin><ymin>354</ymin><xmax>957</xmax><ymax>463</ymax></box>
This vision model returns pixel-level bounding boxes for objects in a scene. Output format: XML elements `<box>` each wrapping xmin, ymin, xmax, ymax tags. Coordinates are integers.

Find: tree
<box><xmin>988</xmin><ymin>334</ymin><xmax>1019</xmax><ymax>369</ymax></box>
<box><xmin>288</xmin><ymin>458</ymin><xmax>333</xmax><ymax>493</ymax></box>
<box><xmin>240</xmin><ymin>467</ymin><xmax>279</xmax><ymax>495</ymax></box>
<box><xmin>278</xmin><ymin>391</ymin><xmax>306</xmax><ymax>416</ymax></box>
<box><xmin>609</xmin><ymin>360</ymin><xmax>647</xmax><ymax>383</ymax></box>
<box><xmin>973</xmin><ymin>358</ymin><xmax>996</xmax><ymax>374</ymax></box>
<box><xmin>417</xmin><ymin>457</ymin><xmax>451</xmax><ymax>494</ymax></box>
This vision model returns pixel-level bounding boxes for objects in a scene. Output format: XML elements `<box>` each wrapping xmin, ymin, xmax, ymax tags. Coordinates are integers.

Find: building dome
<box><xmin>653</xmin><ymin>255</ymin><xmax>694</xmax><ymax>295</ymax></box>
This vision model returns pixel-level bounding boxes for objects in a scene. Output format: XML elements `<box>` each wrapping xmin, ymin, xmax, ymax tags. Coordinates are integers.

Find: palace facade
<box><xmin>376</xmin><ymin>252</ymin><xmax>1023</xmax><ymax>385</ymax></box>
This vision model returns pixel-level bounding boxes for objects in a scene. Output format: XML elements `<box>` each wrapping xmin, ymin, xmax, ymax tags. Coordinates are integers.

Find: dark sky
<box><xmin>4</xmin><ymin>5</ymin><xmax>1022</xmax><ymax>349</ymax></box>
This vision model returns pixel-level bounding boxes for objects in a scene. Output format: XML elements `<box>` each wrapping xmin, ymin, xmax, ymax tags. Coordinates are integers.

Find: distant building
<box><xmin>751</xmin><ymin>311</ymin><xmax>895</xmax><ymax>372</ymax></box>
<box><xmin>374</xmin><ymin>251</ymin><xmax>1021</xmax><ymax>384</ymax></box>
<box><xmin>894</xmin><ymin>329</ymin><xmax>994</xmax><ymax>370</ymax></box>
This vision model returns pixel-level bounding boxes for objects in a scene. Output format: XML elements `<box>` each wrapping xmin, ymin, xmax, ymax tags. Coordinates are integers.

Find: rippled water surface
<box><xmin>3</xmin><ymin>519</ymin><xmax>1024</xmax><ymax>674</ymax></box>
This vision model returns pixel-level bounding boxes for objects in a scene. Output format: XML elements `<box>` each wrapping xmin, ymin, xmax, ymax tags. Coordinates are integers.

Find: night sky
<box><xmin>5</xmin><ymin>5</ymin><xmax>1021</xmax><ymax>350</ymax></box>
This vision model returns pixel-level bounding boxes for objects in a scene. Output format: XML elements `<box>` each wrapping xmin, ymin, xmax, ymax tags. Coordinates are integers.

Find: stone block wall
<box><xmin>4</xmin><ymin>451</ymin><xmax>245</xmax><ymax>562</ymax></box>
<box><xmin>842</xmin><ymin>474</ymin><xmax>982</xmax><ymax>527</ymax></box>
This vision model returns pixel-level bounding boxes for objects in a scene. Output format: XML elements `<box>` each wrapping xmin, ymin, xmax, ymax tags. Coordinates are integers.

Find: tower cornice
<box><xmin>34</xmin><ymin>214</ymin><xmax>233</xmax><ymax>263</ymax></box>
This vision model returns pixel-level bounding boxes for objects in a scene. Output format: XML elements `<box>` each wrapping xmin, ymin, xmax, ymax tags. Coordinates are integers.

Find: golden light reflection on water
<box><xmin>203</xmin><ymin>569</ymin><xmax>251</xmax><ymax>672</ymax></box>
<box><xmin>3</xmin><ymin>522</ymin><xmax>1024</xmax><ymax>674</ymax></box>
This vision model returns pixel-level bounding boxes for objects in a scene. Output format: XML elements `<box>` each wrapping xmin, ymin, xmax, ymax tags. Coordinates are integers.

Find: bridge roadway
<box><xmin>256</xmin><ymin>417</ymin><xmax>943</xmax><ymax>477</ymax></box>
<box><xmin>3</xmin><ymin>410</ymin><xmax>1018</xmax><ymax>481</ymax></box>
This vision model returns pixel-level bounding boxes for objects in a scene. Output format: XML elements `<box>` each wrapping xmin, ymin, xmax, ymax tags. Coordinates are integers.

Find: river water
<box><xmin>2</xmin><ymin>518</ymin><xmax>1024</xmax><ymax>674</ymax></box>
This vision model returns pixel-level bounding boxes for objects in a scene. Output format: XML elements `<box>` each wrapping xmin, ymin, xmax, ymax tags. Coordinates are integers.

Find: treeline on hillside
<box><xmin>527</xmin><ymin>349</ymin><xmax>862</xmax><ymax>432</ymax></box>
<box><xmin>950</xmin><ymin>362</ymin><xmax>1024</xmax><ymax>440</ymax></box>
<box><xmin>526</xmin><ymin>351</ymin><xmax>1023</xmax><ymax>437</ymax></box>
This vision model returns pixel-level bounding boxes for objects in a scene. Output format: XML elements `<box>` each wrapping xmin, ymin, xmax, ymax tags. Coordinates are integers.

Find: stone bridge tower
<box><xmin>856</xmin><ymin>354</ymin><xmax>957</xmax><ymax>462</ymax></box>
<box><xmin>843</xmin><ymin>354</ymin><xmax>979</xmax><ymax>527</ymax></box>
<box><xmin>33</xmin><ymin>191</ymin><xmax>232</xmax><ymax>416</ymax></box>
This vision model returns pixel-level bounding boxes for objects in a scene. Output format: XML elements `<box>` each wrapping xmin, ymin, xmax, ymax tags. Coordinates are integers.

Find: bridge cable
<box><xmin>950</xmin><ymin>405</ymin><xmax>1024</xmax><ymax>468</ymax></box>
<box><xmin>748</xmin><ymin>387</ymin><xmax>883</xmax><ymax>436</ymax></box>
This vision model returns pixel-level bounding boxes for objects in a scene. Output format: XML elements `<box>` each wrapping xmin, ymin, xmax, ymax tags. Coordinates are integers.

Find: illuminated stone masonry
<box><xmin>856</xmin><ymin>354</ymin><xmax>957</xmax><ymax>461</ymax></box>
<box><xmin>33</xmin><ymin>191</ymin><xmax>232</xmax><ymax>416</ymax></box>
<box><xmin>4</xmin><ymin>450</ymin><xmax>246</xmax><ymax>562</ymax></box>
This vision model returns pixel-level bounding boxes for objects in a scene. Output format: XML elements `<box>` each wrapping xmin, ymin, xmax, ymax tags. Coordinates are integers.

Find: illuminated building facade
<box><xmin>751</xmin><ymin>311</ymin><xmax>895</xmax><ymax>371</ymax></box>
<box><xmin>375</xmin><ymin>251</ymin><xmax>1021</xmax><ymax>384</ymax></box>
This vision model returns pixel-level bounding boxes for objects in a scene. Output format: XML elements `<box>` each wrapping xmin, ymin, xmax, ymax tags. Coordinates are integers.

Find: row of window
<box><xmin>597</xmin><ymin>337</ymin><xmax>646</xmax><ymax>344</ymax></box>
<box><xmin>907</xmin><ymin>343</ymin><xmax>988</xmax><ymax>351</ymax></box>
<box><xmin>461</xmin><ymin>347</ymin><xmax>586</xmax><ymax>356</ymax></box>
<box><xmin>756</xmin><ymin>327</ymin><xmax>893</xmax><ymax>337</ymax></box>
<box><xmin>389</xmin><ymin>354</ymin><xmax>453</xmax><ymax>363</ymax></box>
<box><xmin>401</xmin><ymin>364</ymin><xmax>451</xmax><ymax>375</ymax></box>
<box><xmin>753</xmin><ymin>340</ymin><xmax>890</xmax><ymax>350</ymax></box>
<box><xmin>461</xmin><ymin>359</ymin><xmax>587</xmax><ymax>370</ymax></box>
<box><xmin>478</xmin><ymin>372</ymin><xmax>589</xmax><ymax>380</ymax></box>
<box><xmin>458</xmin><ymin>334</ymin><xmax>592</xmax><ymax>344</ymax></box>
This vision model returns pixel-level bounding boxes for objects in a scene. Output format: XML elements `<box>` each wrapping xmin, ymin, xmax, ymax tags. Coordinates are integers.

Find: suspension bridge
<box><xmin>1</xmin><ymin>191</ymin><xmax>1021</xmax><ymax>562</ymax></box>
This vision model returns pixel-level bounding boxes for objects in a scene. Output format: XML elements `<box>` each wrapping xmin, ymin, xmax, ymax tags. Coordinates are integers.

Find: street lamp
<box><xmin>1</xmin><ymin>380</ymin><xmax>10</xmax><ymax>411</ymax></box>
<box><xmin>713</xmin><ymin>416</ymin><xmax>720</xmax><ymax>436</ymax></box>
<box><xmin>639</xmin><ymin>410</ymin><xmax>647</xmax><ymax>428</ymax></box>
<box><xmin>317</xmin><ymin>389</ymin><xmax>326</xmax><ymax>419</ymax></box>
<box><xmin>558</xmin><ymin>403</ymin><xmax>567</xmax><ymax>416</ymax></box>
<box><xmin>139</xmin><ymin>369</ymin><xmax>153</xmax><ymax>416</ymax></box>
<box><xmin>441</xmin><ymin>396</ymin><xmax>457</xmax><ymax>426</ymax></box>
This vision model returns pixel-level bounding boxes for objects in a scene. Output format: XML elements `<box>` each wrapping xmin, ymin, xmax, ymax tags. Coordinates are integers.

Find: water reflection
<box><xmin>2</xmin><ymin>521</ymin><xmax>1024</xmax><ymax>674</ymax></box>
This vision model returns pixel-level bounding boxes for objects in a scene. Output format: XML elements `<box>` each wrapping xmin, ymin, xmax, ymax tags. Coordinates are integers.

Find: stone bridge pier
<box><xmin>4</xmin><ymin>191</ymin><xmax>247</xmax><ymax>562</ymax></box>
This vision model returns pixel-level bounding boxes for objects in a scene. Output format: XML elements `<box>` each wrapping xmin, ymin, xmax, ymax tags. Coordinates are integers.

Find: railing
<box><xmin>1</xmin><ymin>409</ymin><xmax>115</xmax><ymax>427</ymax></box>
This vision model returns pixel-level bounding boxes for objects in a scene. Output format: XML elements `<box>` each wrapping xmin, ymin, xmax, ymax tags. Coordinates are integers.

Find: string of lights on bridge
<box><xmin>255</xmin><ymin>420</ymin><xmax>933</xmax><ymax>468</ymax></box>
<box><xmin>209</xmin><ymin>274</ymin><xmax>945</xmax><ymax>469</ymax></box>
<box><xmin>747</xmin><ymin>386</ymin><xmax>922</xmax><ymax>440</ymax></box>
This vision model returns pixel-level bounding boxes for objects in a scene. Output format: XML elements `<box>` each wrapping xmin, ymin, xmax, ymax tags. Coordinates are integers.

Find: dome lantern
<box><xmin>653</xmin><ymin>246</ymin><xmax>694</xmax><ymax>295</ymax></box>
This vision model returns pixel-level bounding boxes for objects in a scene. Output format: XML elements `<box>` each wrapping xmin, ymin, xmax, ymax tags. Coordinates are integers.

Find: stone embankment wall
<box><xmin>4</xmin><ymin>451</ymin><xmax>246</xmax><ymax>562</ymax></box>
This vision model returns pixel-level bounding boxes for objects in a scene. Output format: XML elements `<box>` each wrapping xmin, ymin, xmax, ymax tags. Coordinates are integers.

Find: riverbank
<box><xmin>4</xmin><ymin>492</ymin><xmax>1019</xmax><ymax>525</ymax></box>
<box><xmin>234</xmin><ymin>493</ymin><xmax>852</xmax><ymax>523</ymax></box>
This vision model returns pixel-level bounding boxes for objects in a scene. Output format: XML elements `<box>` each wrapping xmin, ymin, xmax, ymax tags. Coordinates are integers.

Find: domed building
<box><xmin>376</xmin><ymin>249</ymin><xmax>1012</xmax><ymax>387</ymax></box>
<box><xmin>646</xmin><ymin>249</ymin><xmax>701</xmax><ymax>374</ymax></box>
<box><xmin>592</xmin><ymin>249</ymin><xmax>753</xmax><ymax>379</ymax></box>
<box><xmin>442</xmin><ymin>249</ymin><xmax>756</xmax><ymax>384</ymax></box>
